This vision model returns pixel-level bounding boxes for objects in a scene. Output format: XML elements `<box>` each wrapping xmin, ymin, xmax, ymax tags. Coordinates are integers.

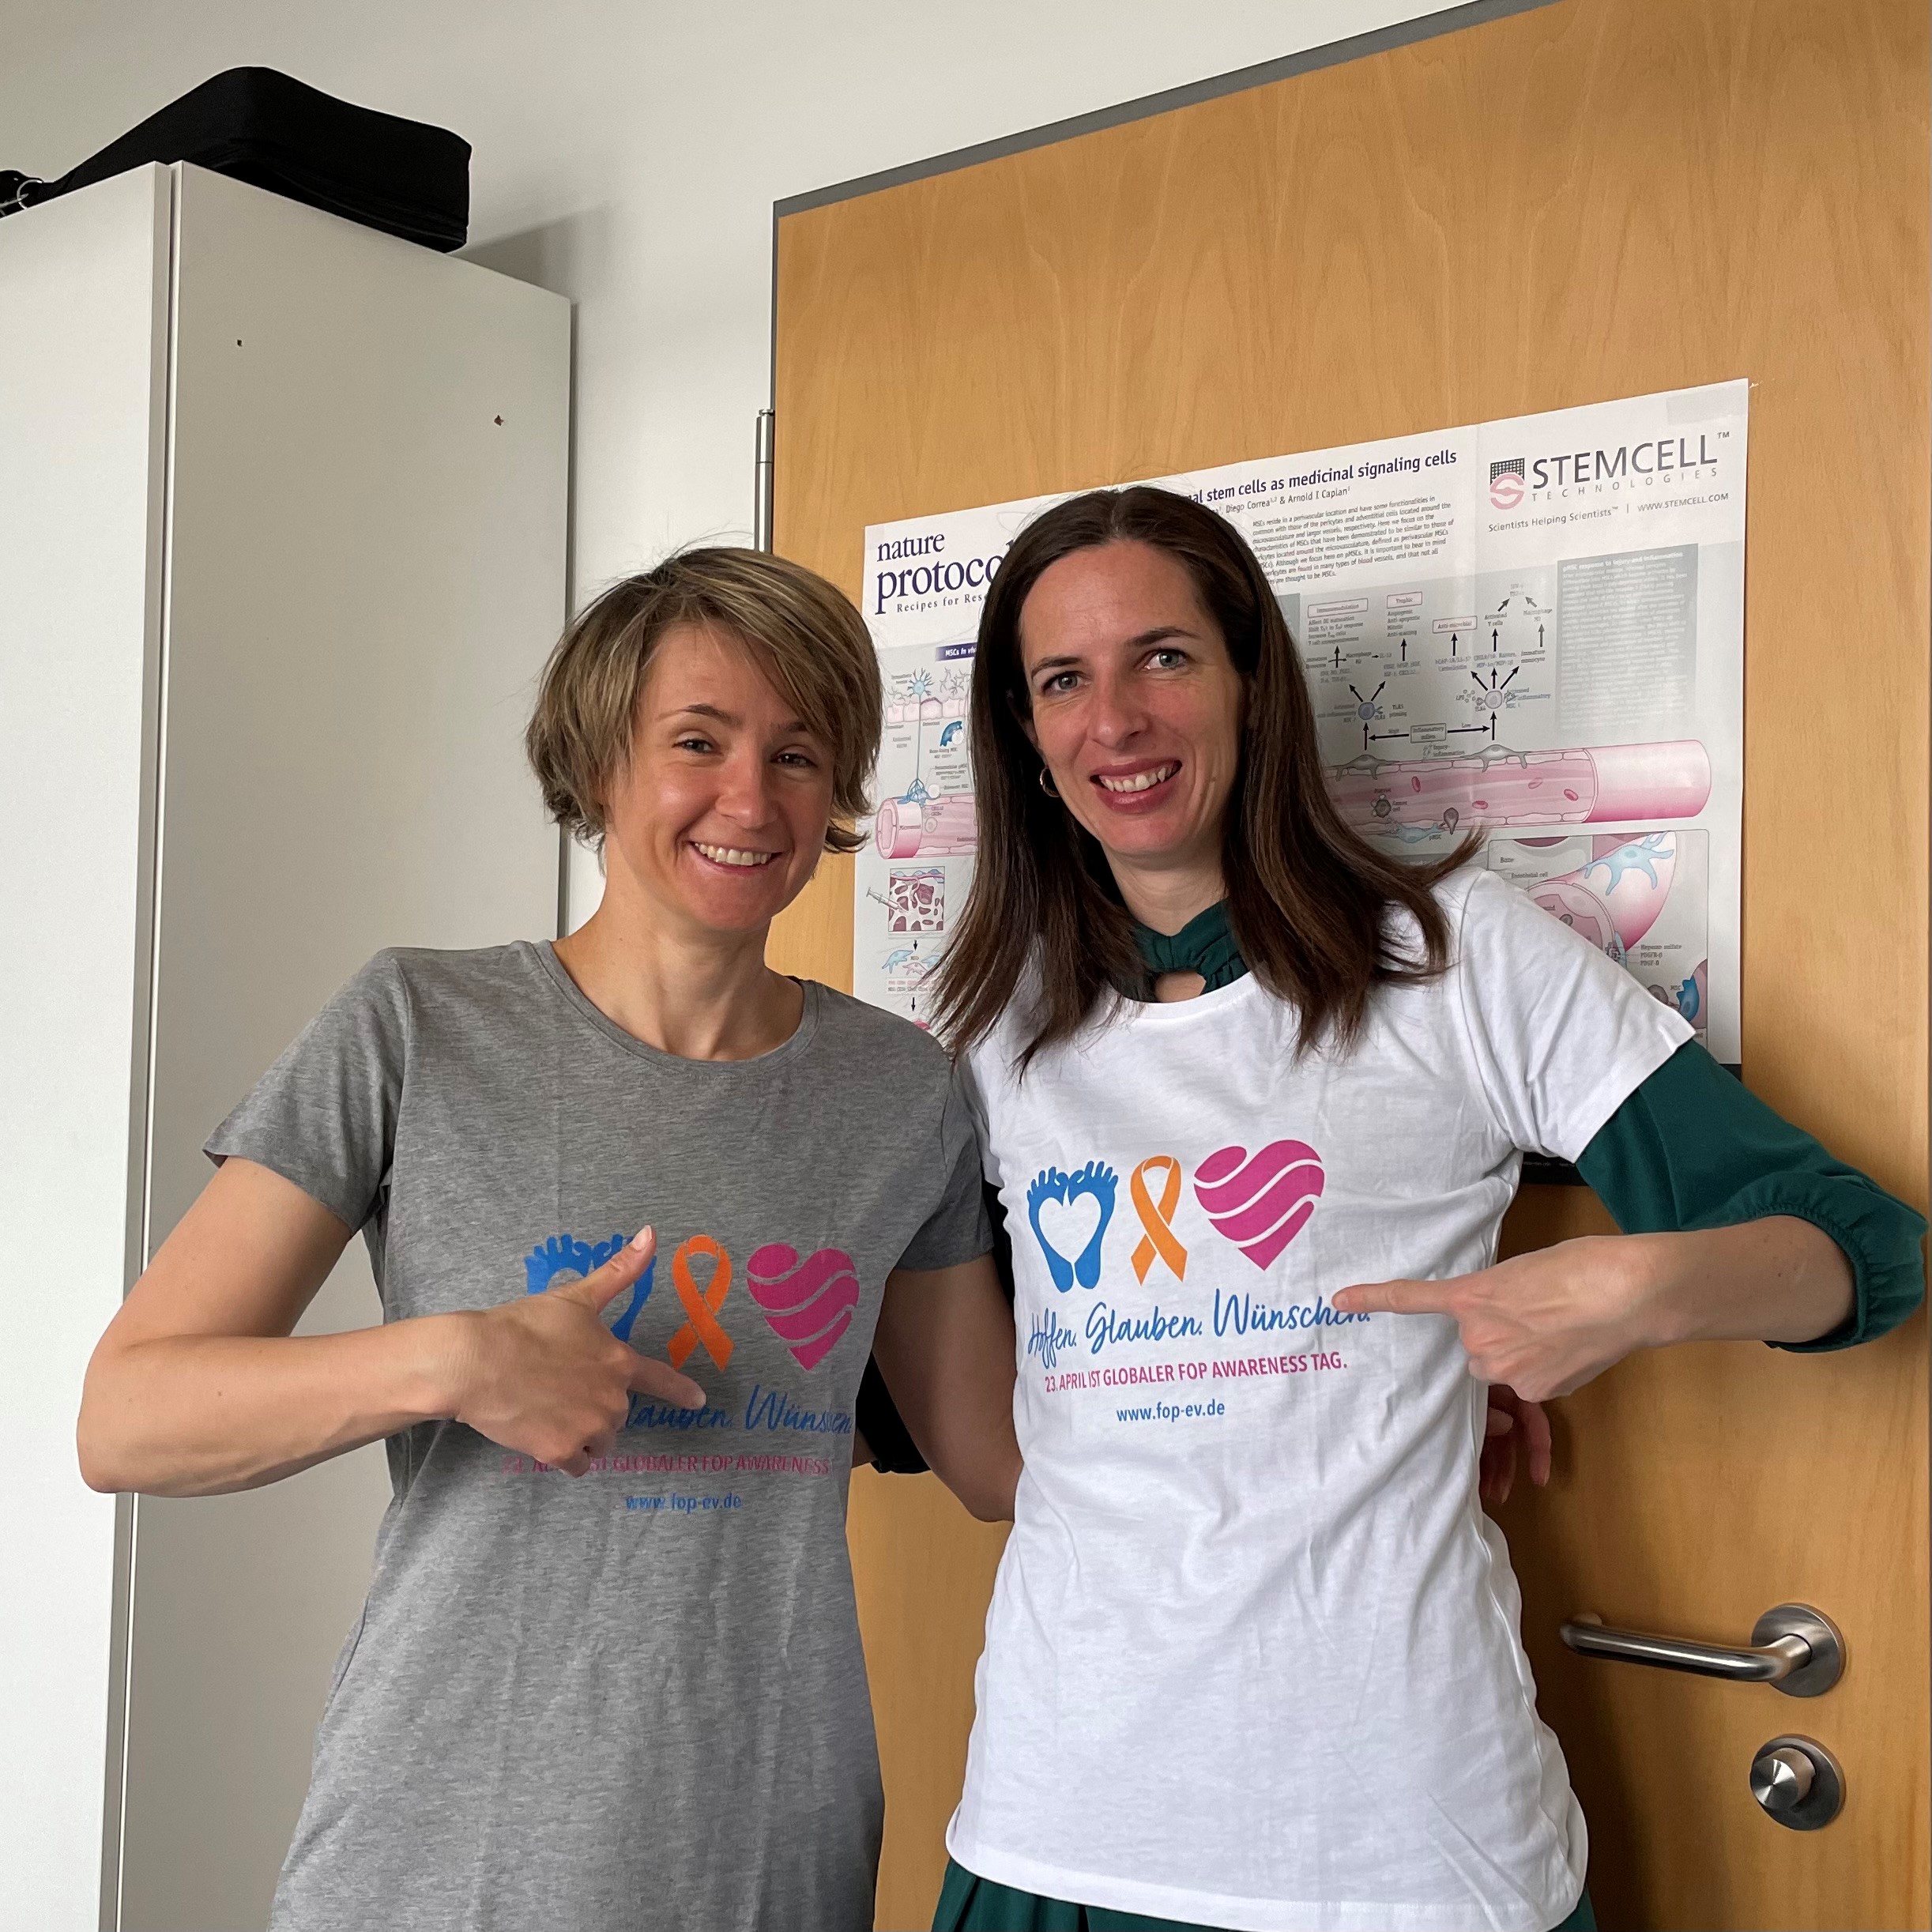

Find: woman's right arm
<box><xmin>78</xmin><ymin>1158</ymin><xmax>702</xmax><ymax>1497</ymax></box>
<box><xmin>871</xmin><ymin>1251</ymin><xmax>1020</xmax><ymax>1522</ymax></box>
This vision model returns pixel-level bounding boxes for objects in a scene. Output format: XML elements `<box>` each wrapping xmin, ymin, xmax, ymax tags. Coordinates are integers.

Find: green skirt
<box><xmin>932</xmin><ymin>1859</ymin><xmax>1598</xmax><ymax>1932</ymax></box>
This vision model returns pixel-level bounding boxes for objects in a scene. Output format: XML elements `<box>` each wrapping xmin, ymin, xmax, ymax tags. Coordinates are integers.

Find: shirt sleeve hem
<box><xmin>1542</xmin><ymin>1025</ymin><xmax>1690</xmax><ymax>1166</ymax></box>
<box><xmin>890</xmin><ymin>1236</ymin><xmax>997</xmax><ymax>1275</ymax></box>
<box><xmin>1693</xmin><ymin>1177</ymin><xmax>1929</xmax><ymax>1353</ymax></box>
<box><xmin>202</xmin><ymin>1139</ymin><xmax>368</xmax><ymax>1235</ymax></box>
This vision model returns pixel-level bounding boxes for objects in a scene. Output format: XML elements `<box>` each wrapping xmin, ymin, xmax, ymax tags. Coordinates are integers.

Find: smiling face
<box><xmin>599</xmin><ymin>621</ymin><xmax>834</xmax><ymax>940</ymax></box>
<box><xmin>1016</xmin><ymin>540</ymin><xmax>1246</xmax><ymax>883</ymax></box>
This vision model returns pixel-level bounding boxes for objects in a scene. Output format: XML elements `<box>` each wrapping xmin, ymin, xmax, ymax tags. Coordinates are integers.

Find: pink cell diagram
<box><xmin>874</xmin><ymin>675</ymin><xmax>977</xmax><ymax>861</ymax></box>
<box><xmin>1516</xmin><ymin>830</ymin><xmax>1708</xmax><ymax>1030</ymax></box>
<box><xmin>1326</xmin><ymin>738</ymin><xmax>1712</xmax><ymax>840</ymax></box>
<box><xmin>885</xmin><ymin>867</ymin><xmax>945</xmax><ymax>934</ymax></box>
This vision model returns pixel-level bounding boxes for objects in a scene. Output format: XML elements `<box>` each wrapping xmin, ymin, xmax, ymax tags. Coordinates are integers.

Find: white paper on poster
<box><xmin>856</xmin><ymin>380</ymin><xmax>1746</xmax><ymax>1062</ymax></box>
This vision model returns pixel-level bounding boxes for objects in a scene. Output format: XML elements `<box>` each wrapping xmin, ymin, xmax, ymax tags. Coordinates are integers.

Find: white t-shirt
<box><xmin>952</xmin><ymin>868</ymin><xmax>1691</xmax><ymax>1932</ymax></box>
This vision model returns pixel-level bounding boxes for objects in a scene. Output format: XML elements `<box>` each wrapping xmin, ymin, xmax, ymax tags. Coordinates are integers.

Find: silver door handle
<box><xmin>1560</xmin><ymin>1602</ymin><xmax>1843</xmax><ymax>1697</ymax></box>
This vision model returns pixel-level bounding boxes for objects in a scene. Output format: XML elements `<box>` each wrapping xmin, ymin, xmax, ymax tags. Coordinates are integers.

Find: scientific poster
<box><xmin>857</xmin><ymin>380</ymin><xmax>1746</xmax><ymax>1061</ymax></box>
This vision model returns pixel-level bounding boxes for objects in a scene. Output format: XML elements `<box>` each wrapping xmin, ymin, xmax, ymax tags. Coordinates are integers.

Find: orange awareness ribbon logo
<box><xmin>668</xmin><ymin>1233</ymin><xmax>733</xmax><ymax>1369</ymax></box>
<box><xmin>1129</xmin><ymin>1155</ymin><xmax>1188</xmax><ymax>1283</ymax></box>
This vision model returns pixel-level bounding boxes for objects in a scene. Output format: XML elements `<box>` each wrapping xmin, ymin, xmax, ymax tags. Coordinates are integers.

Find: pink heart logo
<box><xmin>745</xmin><ymin>1245</ymin><xmax>861</xmax><ymax>1371</ymax></box>
<box><xmin>1193</xmin><ymin>1141</ymin><xmax>1324</xmax><ymax>1271</ymax></box>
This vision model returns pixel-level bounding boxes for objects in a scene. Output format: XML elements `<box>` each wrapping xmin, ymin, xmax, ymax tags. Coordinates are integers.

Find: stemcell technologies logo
<box><xmin>1501</xmin><ymin>432</ymin><xmax>1727</xmax><ymax>504</ymax></box>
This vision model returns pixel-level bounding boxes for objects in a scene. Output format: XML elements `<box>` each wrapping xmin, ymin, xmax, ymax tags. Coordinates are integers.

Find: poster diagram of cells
<box><xmin>1482</xmin><ymin>829</ymin><xmax>1710</xmax><ymax>1037</ymax></box>
<box><xmin>876</xmin><ymin>792</ymin><xmax>977</xmax><ymax>858</ymax></box>
<box><xmin>1329</xmin><ymin>739</ymin><xmax>1712</xmax><ymax>843</ymax></box>
<box><xmin>854</xmin><ymin>641</ymin><xmax>978</xmax><ymax>1024</ymax></box>
<box><xmin>872</xmin><ymin>656</ymin><xmax>974</xmax><ymax>854</ymax></box>
<box><xmin>861</xmin><ymin>383</ymin><xmax>1746</xmax><ymax>1055</ymax></box>
<box><xmin>887</xmin><ymin>867</ymin><xmax>945</xmax><ymax>932</ymax></box>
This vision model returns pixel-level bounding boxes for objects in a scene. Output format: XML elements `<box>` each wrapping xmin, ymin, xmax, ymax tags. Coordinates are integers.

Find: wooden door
<box><xmin>768</xmin><ymin>2</ymin><xmax>1930</xmax><ymax>1925</ymax></box>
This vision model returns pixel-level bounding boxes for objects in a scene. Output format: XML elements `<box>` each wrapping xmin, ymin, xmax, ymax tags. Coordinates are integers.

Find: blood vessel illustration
<box><xmin>1523</xmin><ymin>833</ymin><xmax>1677</xmax><ymax>963</ymax></box>
<box><xmin>1328</xmin><ymin>740</ymin><xmax>1711</xmax><ymax>835</ymax></box>
<box><xmin>874</xmin><ymin>790</ymin><xmax>977</xmax><ymax>859</ymax></box>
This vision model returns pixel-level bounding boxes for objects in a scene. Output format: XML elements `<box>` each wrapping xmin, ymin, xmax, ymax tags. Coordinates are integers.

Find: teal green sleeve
<box><xmin>1575</xmin><ymin>1041</ymin><xmax>1926</xmax><ymax>1351</ymax></box>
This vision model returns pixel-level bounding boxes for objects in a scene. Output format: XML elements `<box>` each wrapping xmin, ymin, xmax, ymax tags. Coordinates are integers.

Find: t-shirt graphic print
<box><xmin>1022</xmin><ymin>1136</ymin><xmax>1343</xmax><ymax>1408</ymax></box>
<box><xmin>208</xmin><ymin>941</ymin><xmax>989</xmax><ymax>1932</ymax></box>
<box><xmin>953</xmin><ymin>870</ymin><xmax>1690</xmax><ymax>1932</ymax></box>
<box><xmin>508</xmin><ymin>1222</ymin><xmax>868</xmax><ymax>1489</ymax></box>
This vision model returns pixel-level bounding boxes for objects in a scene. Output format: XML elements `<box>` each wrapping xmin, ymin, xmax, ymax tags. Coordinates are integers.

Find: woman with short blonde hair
<box><xmin>81</xmin><ymin>547</ymin><xmax>1019</xmax><ymax>1932</ymax></box>
<box><xmin>526</xmin><ymin>545</ymin><xmax>885</xmax><ymax>853</ymax></box>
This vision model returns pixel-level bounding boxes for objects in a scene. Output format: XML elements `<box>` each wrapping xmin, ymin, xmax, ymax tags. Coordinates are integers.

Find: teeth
<box><xmin>694</xmin><ymin>843</ymin><xmax>774</xmax><ymax>868</ymax></box>
<box><xmin>1097</xmin><ymin>764</ymin><xmax>1177</xmax><ymax>795</ymax></box>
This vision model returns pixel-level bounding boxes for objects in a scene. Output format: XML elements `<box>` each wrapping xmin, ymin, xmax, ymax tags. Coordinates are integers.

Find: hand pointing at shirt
<box><xmin>1333</xmin><ymin>1216</ymin><xmax>1856</xmax><ymax>1403</ymax></box>
<box><xmin>448</xmin><ymin>1226</ymin><xmax>706</xmax><ymax>1477</ymax></box>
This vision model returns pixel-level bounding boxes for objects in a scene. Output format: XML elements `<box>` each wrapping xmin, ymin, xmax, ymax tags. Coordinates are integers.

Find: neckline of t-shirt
<box><xmin>1108</xmin><ymin>968</ymin><xmax>1267</xmax><ymax>1029</ymax></box>
<box><xmin>532</xmin><ymin>940</ymin><xmax>823</xmax><ymax>1073</ymax></box>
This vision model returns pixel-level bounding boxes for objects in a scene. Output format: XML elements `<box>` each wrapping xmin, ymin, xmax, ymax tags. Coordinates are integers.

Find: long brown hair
<box><xmin>932</xmin><ymin>485</ymin><xmax>1477</xmax><ymax>1065</ymax></box>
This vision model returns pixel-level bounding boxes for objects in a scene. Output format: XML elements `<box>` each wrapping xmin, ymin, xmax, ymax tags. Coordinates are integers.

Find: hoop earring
<box><xmin>1038</xmin><ymin>767</ymin><xmax>1060</xmax><ymax>800</ymax></box>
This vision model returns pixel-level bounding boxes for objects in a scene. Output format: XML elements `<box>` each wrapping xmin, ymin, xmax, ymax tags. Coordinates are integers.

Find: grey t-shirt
<box><xmin>209</xmin><ymin>942</ymin><xmax>989</xmax><ymax>1932</ymax></box>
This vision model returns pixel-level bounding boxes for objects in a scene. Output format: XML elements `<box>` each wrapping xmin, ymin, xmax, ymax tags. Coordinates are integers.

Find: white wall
<box><xmin>2</xmin><ymin>0</ymin><xmax>1466</xmax><ymax>928</ymax></box>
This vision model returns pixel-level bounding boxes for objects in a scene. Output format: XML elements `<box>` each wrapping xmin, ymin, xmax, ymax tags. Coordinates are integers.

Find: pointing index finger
<box><xmin>628</xmin><ymin>1354</ymin><xmax>706</xmax><ymax>1410</ymax></box>
<box><xmin>1331</xmin><ymin>1278</ymin><xmax>1457</xmax><ymax>1317</ymax></box>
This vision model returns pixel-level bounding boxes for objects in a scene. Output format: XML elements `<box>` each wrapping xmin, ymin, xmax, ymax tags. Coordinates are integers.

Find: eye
<box><xmin>673</xmin><ymin>734</ymin><xmax>716</xmax><ymax>755</ymax></box>
<box><xmin>1146</xmin><ymin>646</ymin><xmax>1190</xmax><ymax>672</ymax></box>
<box><xmin>1035</xmin><ymin>669</ymin><xmax>1081</xmax><ymax>697</ymax></box>
<box><xmin>775</xmin><ymin>748</ymin><xmax>819</xmax><ymax>770</ymax></box>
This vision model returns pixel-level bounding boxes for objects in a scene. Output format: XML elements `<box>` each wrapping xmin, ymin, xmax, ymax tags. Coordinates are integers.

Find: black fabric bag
<box><xmin>0</xmin><ymin>66</ymin><xmax>469</xmax><ymax>250</ymax></box>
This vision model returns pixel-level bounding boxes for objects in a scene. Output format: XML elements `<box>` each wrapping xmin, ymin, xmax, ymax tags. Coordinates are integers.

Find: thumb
<box><xmin>550</xmin><ymin>1227</ymin><xmax>655</xmax><ymax>1312</ymax></box>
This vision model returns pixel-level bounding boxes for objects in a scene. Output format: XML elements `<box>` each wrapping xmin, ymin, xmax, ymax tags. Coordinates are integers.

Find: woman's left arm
<box><xmin>1335</xmin><ymin>1041</ymin><xmax>1926</xmax><ymax>1400</ymax></box>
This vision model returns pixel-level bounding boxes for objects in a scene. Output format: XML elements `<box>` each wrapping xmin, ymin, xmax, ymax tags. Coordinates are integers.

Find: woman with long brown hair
<box><xmin>921</xmin><ymin>485</ymin><xmax>1923</xmax><ymax>1932</ymax></box>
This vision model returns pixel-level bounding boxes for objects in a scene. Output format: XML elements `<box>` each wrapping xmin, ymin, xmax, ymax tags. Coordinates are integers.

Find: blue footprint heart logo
<box><xmin>523</xmin><ymin>1233</ymin><xmax>654</xmax><ymax>1343</ymax></box>
<box><xmin>1026</xmin><ymin>1162</ymin><xmax>1117</xmax><ymax>1291</ymax></box>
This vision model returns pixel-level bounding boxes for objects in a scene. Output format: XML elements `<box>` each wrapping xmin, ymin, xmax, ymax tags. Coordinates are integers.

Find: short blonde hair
<box><xmin>526</xmin><ymin>548</ymin><xmax>883</xmax><ymax>853</ymax></box>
